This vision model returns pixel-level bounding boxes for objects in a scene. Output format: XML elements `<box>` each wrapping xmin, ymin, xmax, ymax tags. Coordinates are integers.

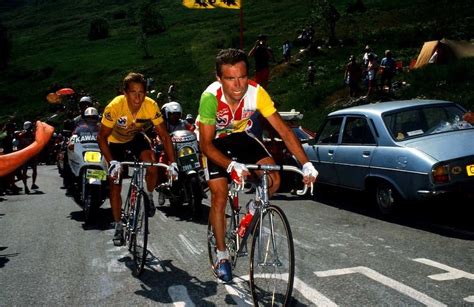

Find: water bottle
<box><xmin>237</xmin><ymin>200</ymin><xmax>256</xmax><ymax>238</ymax></box>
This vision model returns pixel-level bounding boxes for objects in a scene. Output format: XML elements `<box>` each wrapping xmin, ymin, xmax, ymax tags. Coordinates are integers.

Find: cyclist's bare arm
<box><xmin>97</xmin><ymin>125</ymin><xmax>114</xmax><ymax>164</ymax></box>
<box><xmin>154</xmin><ymin>122</ymin><xmax>176</xmax><ymax>164</ymax></box>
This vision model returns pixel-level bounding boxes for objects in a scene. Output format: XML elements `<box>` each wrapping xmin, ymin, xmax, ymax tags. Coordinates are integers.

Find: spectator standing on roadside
<box><xmin>362</xmin><ymin>45</ymin><xmax>377</xmax><ymax>68</ymax></box>
<box><xmin>365</xmin><ymin>53</ymin><xmax>378</xmax><ymax>97</ymax></box>
<box><xmin>248</xmin><ymin>34</ymin><xmax>273</xmax><ymax>88</ymax></box>
<box><xmin>18</xmin><ymin>121</ymin><xmax>39</xmax><ymax>194</ymax></box>
<box><xmin>379</xmin><ymin>49</ymin><xmax>396</xmax><ymax>92</ymax></box>
<box><xmin>344</xmin><ymin>55</ymin><xmax>362</xmax><ymax>97</ymax></box>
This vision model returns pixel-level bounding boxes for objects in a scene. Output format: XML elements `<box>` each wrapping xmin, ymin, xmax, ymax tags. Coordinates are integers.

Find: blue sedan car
<box><xmin>303</xmin><ymin>99</ymin><xmax>474</xmax><ymax>214</ymax></box>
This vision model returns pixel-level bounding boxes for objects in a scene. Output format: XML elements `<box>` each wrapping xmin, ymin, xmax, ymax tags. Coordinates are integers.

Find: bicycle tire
<box><xmin>249</xmin><ymin>205</ymin><xmax>295</xmax><ymax>306</ymax></box>
<box><xmin>130</xmin><ymin>191</ymin><xmax>149</xmax><ymax>277</ymax></box>
<box><xmin>207</xmin><ymin>197</ymin><xmax>240</xmax><ymax>274</ymax></box>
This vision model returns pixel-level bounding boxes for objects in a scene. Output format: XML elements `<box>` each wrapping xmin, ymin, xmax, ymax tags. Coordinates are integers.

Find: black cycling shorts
<box><xmin>109</xmin><ymin>132</ymin><xmax>152</xmax><ymax>162</ymax></box>
<box><xmin>206</xmin><ymin>132</ymin><xmax>271</xmax><ymax>180</ymax></box>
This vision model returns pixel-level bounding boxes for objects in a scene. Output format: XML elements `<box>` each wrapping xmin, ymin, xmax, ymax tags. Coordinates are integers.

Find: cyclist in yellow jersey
<box><xmin>198</xmin><ymin>49</ymin><xmax>319</xmax><ymax>282</ymax></box>
<box><xmin>98</xmin><ymin>72</ymin><xmax>177</xmax><ymax>246</ymax></box>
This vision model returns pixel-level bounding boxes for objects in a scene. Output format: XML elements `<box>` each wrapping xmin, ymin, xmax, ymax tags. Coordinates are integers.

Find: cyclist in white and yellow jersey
<box><xmin>197</xmin><ymin>48</ymin><xmax>319</xmax><ymax>282</ymax></box>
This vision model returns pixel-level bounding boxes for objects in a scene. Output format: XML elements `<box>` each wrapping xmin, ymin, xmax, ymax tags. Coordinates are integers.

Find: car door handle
<box><xmin>328</xmin><ymin>150</ymin><xmax>334</xmax><ymax>155</ymax></box>
<box><xmin>362</xmin><ymin>151</ymin><xmax>371</xmax><ymax>157</ymax></box>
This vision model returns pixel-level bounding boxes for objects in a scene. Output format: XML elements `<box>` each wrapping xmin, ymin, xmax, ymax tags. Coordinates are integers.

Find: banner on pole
<box><xmin>182</xmin><ymin>0</ymin><xmax>240</xmax><ymax>9</ymax></box>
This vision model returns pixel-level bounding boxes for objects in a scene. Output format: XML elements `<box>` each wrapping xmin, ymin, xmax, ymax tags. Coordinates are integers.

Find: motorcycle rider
<box><xmin>155</xmin><ymin>101</ymin><xmax>193</xmax><ymax>193</ymax></box>
<box><xmin>98</xmin><ymin>72</ymin><xmax>177</xmax><ymax>246</ymax></box>
<box><xmin>63</xmin><ymin>96</ymin><xmax>96</xmax><ymax>195</ymax></box>
<box><xmin>161</xmin><ymin>101</ymin><xmax>193</xmax><ymax>133</ymax></box>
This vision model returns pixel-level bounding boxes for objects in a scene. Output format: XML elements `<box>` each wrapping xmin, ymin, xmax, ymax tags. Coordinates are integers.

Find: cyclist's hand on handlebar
<box><xmin>227</xmin><ymin>161</ymin><xmax>249</xmax><ymax>188</ymax></box>
<box><xmin>167</xmin><ymin>162</ymin><xmax>179</xmax><ymax>181</ymax></box>
<box><xmin>108</xmin><ymin>160</ymin><xmax>122</xmax><ymax>183</ymax></box>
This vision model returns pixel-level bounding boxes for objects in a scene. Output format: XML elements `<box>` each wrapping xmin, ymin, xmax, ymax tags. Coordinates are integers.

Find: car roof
<box><xmin>328</xmin><ymin>99</ymin><xmax>457</xmax><ymax>117</ymax></box>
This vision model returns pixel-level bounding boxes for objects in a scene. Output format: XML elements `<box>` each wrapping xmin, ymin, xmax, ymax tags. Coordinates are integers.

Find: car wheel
<box><xmin>375</xmin><ymin>181</ymin><xmax>399</xmax><ymax>215</ymax></box>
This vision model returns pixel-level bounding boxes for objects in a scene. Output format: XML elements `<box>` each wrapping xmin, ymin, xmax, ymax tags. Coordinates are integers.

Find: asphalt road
<box><xmin>1</xmin><ymin>165</ymin><xmax>473</xmax><ymax>306</ymax></box>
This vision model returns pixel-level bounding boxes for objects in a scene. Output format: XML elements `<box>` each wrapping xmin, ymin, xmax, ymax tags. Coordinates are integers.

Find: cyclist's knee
<box><xmin>269</xmin><ymin>171</ymin><xmax>281</xmax><ymax>194</ymax></box>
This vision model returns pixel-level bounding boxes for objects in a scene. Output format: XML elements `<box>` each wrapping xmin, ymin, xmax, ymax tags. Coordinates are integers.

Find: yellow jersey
<box><xmin>101</xmin><ymin>95</ymin><xmax>163</xmax><ymax>143</ymax></box>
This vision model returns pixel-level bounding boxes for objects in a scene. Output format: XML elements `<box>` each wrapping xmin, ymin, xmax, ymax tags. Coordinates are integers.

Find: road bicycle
<box><xmin>119</xmin><ymin>160</ymin><xmax>170</xmax><ymax>277</ymax></box>
<box><xmin>207</xmin><ymin>164</ymin><xmax>310</xmax><ymax>306</ymax></box>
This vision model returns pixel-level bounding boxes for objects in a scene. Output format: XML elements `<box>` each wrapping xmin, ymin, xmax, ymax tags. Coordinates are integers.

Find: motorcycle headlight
<box><xmin>177</xmin><ymin>146</ymin><xmax>194</xmax><ymax>157</ymax></box>
<box><xmin>84</xmin><ymin>151</ymin><xmax>102</xmax><ymax>163</ymax></box>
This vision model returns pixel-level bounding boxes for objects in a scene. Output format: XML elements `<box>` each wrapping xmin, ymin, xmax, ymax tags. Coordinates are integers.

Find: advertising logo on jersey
<box><xmin>216</xmin><ymin>107</ymin><xmax>231</xmax><ymax>128</ymax></box>
<box><xmin>117</xmin><ymin>116</ymin><xmax>127</xmax><ymax>128</ymax></box>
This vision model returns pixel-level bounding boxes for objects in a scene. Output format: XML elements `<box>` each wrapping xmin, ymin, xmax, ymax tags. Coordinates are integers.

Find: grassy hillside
<box><xmin>1</xmin><ymin>0</ymin><xmax>473</xmax><ymax>130</ymax></box>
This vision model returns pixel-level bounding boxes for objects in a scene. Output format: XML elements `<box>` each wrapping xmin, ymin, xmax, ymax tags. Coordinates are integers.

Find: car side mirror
<box><xmin>308</xmin><ymin>138</ymin><xmax>317</xmax><ymax>146</ymax></box>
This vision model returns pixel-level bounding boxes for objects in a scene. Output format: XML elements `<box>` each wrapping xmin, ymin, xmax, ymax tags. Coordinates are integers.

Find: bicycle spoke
<box><xmin>250</xmin><ymin>205</ymin><xmax>294</xmax><ymax>306</ymax></box>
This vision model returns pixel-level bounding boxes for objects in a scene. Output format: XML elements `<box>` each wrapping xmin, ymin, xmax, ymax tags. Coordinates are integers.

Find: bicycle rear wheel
<box><xmin>207</xmin><ymin>198</ymin><xmax>239</xmax><ymax>273</ymax></box>
<box><xmin>130</xmin><ymin>191</ymin><xmax>149</xmax><ymax>277</ymax></box>
<box><xmin>249</xmin><ymin>205</ymin><xmax>295</xmax><ymax>306</ymax></box>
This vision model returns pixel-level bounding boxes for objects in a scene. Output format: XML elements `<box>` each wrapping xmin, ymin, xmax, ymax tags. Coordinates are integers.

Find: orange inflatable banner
<box><xmin>0</xmin><ymin>121</ymin><xmax>54</xmax><ymax>177</ymax></box>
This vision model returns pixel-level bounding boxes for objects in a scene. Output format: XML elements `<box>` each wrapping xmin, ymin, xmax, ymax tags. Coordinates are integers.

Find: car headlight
<box><xmin>432</xmin><ymin>164</ymin><xmax>450</xmax><ymax>183</ymax></box>
<box><xmin>177</xmin><ymin>146</ymin><xmax>195</xmax><ymax>157</ymax></box>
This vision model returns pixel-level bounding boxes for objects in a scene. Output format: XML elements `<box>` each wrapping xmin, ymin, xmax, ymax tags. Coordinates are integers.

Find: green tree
<box><xmin>137</xmin><ymin>0</ymin><xmax>165</xmax><ymax>35</ymax></box>
<box><xmin>310</xmin><ymin>0</ymin><xmax>340</xmax><ymax>46</ymax></box>
<box><xmin>0</xmin><ymin>21</ymin><xmax>11</xmax><ymax>69</ymax></box>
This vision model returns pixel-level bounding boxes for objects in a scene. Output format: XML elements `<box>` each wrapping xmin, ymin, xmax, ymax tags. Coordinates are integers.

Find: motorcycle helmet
<box><xmin>162</xmin><ymin>101</ymin><xmax>183</xmax><ymax>120</ymax></box>
<box><xmin>84</xmin><ymin>107</ymin><xmax>99</xmax><ymax>120</ymax></box>
<box><xmin>23</xmin><ymin>121</ymin><xmax>33</xmax><ymax>130</ymax></box>
<box><xmin>79</xmin><ymin>96</ymin><xmax>93</xmax><ymax>110</ymax></box>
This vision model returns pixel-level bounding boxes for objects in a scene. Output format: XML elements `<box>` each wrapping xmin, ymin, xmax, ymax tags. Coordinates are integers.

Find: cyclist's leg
<box><xmin>208</xmin><ymin>177</ymin><xmax>232</xmax><ymax>281</ymax></box>
<box><xmin>255</xmin><ymin>156</ymin><xmax>281</xmax><ymax>195</ymax></box>
<box><xmin>208</xmin><ymin>177</ymin><xmax>229</xmax><ymax>252</ymax></box>
<box><xmin>140</xmin><ymin>149</ymin><xmax>157</xmax><ymax>193</ymax></box>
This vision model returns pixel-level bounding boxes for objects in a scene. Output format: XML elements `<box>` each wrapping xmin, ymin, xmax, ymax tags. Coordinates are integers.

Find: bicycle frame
<box><xmin>236</xmin><ymin>165</ymin><xmax>309</xmax><ymax>253</ymax></box>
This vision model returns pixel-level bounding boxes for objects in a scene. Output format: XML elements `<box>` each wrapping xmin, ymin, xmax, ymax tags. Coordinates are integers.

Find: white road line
<box><xmin>413</xmin><ymin>258</ymin><xmax>474</xmax><ymax>280</ymax></box>
<box><xmin>464</xmin><ymin>295</ymin><xmax>474</xmax><ymax>303</ymax></box>
<box><xmin>229</xmin><ymin>274</ymin><xmax>337</xmax><ymax>306</ymax></box>
<box><xmin>168</xmin><ymin>285</ymin><xmax>195</xmax><ymax>307</ymax></box>
<box><xmin>179</xmin><ymin>234</ymin><xmax>203</xmax><ymax>255</ymax></box>
<box><xmin>315</xmin><ymin>266</ymin><xmax>446</xmax><ymax>307</ymax></box>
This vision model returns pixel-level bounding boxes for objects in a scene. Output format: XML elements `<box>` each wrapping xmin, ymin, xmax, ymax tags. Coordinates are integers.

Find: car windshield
<box><xmin>383</xmin><ymin>104</ymin><xmax>473</xmax><ymax>141</ymax></box>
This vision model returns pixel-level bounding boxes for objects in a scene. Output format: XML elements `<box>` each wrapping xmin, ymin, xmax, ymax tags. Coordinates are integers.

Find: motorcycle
<box><xmin>155</xmin><ymin>129</ymin><xmax>207</xmax><ymax>219</ymax></box>
<box><xmin>65</xmin><ymin>121</ymin><xmax>108</xmax><ymax>222</ymax></box>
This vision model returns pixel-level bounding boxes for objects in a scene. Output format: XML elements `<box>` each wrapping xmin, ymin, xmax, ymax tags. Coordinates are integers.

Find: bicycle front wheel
<box><xmin>249</xmin><ymin>205</ymin><xmax>295</xmax><ymax>306</ymax></box>
<box><xmin>130</xmin><ymin>191</ymin><xmax>149</xmax><ymax>277</ymax></box>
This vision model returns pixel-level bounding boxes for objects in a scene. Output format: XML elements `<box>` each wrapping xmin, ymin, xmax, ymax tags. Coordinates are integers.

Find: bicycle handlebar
<box><xmin>120</xmin><ymin>161</ymin><xmax>169</xmax><ymax>168</ymax></box>
<box><xmin>117</xmin><ymin>161</ymin><xmax>172</xmax><ymax>185</ymax></box>
<box><xmin>244</xmin><ymin>164</ymin><xmax>312</xmax><ymax>196</ymax></box>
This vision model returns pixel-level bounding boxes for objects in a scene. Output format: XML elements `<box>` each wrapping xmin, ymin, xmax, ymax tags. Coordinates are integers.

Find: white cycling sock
<box><xmin>217</xmin><ymin>249</ymin><xmax>229</xmax><ymax>261</ymax></box>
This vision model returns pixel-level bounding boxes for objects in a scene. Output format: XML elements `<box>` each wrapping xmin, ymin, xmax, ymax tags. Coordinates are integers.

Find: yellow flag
<box><xmin>215</xmin><ymin>0</ymin><xmax>240</xmax><ymax>9</ymax></box>
<box><xmin>182</xmin><ymin>0</ymin><xmax>240</xmax><ymax>9</ymax></box>
<box><xmin>182</xmin><ymin>0</ymin><xmax>216</xmax><ymax>9</ymax></box>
